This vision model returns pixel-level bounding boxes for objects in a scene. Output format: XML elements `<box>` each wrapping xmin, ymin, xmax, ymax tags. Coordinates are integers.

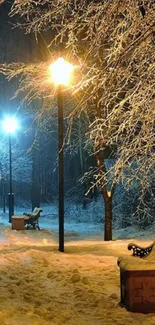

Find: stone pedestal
<box><xmin>120</xmin><ymin>269</ymin><xmax>155</xmax><ymax>313</ymax></box>
<box><xmin>12</xmin><ymin>216</ymin><xmax>25</xmax><ymax>230</ymax></box>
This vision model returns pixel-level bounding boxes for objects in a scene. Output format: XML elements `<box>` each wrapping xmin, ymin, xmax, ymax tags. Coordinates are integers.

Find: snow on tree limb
<box><xmin>0</xmin><ymin>0</ymin><xmax>155</xmax><ymax>194</ymax></box>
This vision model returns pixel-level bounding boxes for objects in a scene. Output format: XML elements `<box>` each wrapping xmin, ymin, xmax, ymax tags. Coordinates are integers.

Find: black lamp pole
<box><xmin>8</xmin><ymin>134</ymin><xmax>14</xmax><ymax>223</ymax></box>
<box><xmin>57</xmin><ymin>86</ymin><xmax>64</xmax><ymax>252</ymax></box>
<box><xmin>49</xmin><ymin>57</ymin><xmax>73</xmax><ymax>252</ymax></box>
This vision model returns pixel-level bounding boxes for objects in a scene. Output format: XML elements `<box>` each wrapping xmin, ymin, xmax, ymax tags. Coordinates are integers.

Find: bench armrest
<box><xmin>128</xmin><ymin>242</ymin><xmax>154</xmax><ymax>258</ymax></box>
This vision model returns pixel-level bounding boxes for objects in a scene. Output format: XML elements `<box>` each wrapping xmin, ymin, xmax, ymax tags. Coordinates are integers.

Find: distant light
<box><xmin>2</xmin><ymin>117</ymin><xmax>18</xmax><ymax>134</ymax></box>
<box><xmin>49</xmin><ymin>57</ymin><xmax>74</xmax><ymax>86</ymax></box>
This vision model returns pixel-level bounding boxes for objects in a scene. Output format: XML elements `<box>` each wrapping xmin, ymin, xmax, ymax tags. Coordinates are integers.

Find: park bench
<box><xmin>117</xmin><ymin>241</ymin><xmax>155</xmax><ymax>313</ymax></box>
<box><xmin>23</xmin><ymin>207</ymin><xmax>43</xmax><ymax>230</ymax></box>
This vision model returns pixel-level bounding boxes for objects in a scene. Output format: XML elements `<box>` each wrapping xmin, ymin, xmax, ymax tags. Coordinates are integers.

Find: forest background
<box><xmin>0</xmin><ymin>0</ymin><xmax>154</xmax><ymax>240</ymax></box>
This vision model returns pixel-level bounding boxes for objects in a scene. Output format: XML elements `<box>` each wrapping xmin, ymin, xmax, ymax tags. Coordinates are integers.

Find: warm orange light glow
<box><xmin>49</xmin><ymin>57</ymin><xmax>74</xmax><ymax>86</ymax></box>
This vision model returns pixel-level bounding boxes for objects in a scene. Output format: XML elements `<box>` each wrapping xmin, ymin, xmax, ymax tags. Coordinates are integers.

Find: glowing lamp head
<box><xmin>49</xmin><ymin>57</ymin><xmax>74</xmax><ymax>86</ymax></box>
<box><xmin>2</xmin><ymin>117</ymin><xmax>18</xmax><ymax>134</ymax></box>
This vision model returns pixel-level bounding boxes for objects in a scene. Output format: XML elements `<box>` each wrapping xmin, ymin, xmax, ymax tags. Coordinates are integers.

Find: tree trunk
<box><xmin>31</xmin><ymin>144</ymin><xmax>41</xmax><ymax>210</ymax></box>
<box><xmin>96</xmin><ymin>150</ymin><xmax>114</xmax><ymax>241</ymax></box>
<box><xmin>78</xmin><ymin>118</ymin><xmax>84</xmax><ymax>176</ymax></box>
<box><xmin>104</xmin><ymin>192</ymin><xmax>112</xmax><ymax>241</ymax></box>
<box><xmin>94</xmin><ymin>92</ymin><xmax>114</xmax><ymax>241</ymax></box>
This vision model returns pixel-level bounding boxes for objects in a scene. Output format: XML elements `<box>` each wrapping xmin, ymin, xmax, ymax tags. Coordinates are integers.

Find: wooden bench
<box><xmin>12</xmin><ymin>208</ymin><xmax>43</xmax><ymax>231</ymax></box>
<box><xmin>23</xmin><ymin>207</ymin><xmax>43</xmax><ymax>230</ymax></box>
<box><xmin>117</xmin><ymin>241</ymin><xmax>155</xmax><ymax>313</ymax></box>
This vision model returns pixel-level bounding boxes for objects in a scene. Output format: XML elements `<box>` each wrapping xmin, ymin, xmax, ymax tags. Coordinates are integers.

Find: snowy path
<box><xmin>0</xmin><ymin>225</ymin><xmax>154</xmax><ymax>324</ymax></box>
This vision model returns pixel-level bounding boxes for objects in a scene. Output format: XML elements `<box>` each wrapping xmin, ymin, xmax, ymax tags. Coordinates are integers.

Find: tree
<box><xmin>0</xmin><ymin>136</ymin><xmax>32</xmax><ymax>183</ymax></box>
<box><xmin>0</xmin><ymin>0</ymin><xmax>155</xmax><ymax>239</ymax></box>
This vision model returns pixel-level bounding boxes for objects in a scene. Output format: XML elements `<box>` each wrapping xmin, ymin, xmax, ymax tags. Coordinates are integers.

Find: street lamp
<box><xmin>2</xmin><ymin>117</ymin><xmax>18</xmax><ymax>223</ymax></box>
<box><xmin>49</xmin><ymin>57</ymin><xmax>74</xmax><ymax>252</ymax></box>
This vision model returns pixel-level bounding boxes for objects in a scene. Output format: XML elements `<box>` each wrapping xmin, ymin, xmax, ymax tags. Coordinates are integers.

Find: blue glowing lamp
<box><xmin>2</xmin><ymin>117</ymin><xmax>18</xmax><ymax>134</ymax></box>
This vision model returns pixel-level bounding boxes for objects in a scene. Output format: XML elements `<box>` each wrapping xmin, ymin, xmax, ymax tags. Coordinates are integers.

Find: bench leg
<box><xmin>36</xmin><ymin>223</ymin><xmax>40</xmax><ymax>230</ymax></box>
<box><xmin>25</xmin><ymin>221</ymin><xmax>40</xmax><ymax>230</ymax></box>
<box><xmin>32</xmin><ymin>222</ymin><xmax>40</xmax><ymax>230</ymax></box>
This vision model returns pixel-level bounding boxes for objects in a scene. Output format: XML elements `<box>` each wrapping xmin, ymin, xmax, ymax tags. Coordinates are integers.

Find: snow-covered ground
<box><xmin>0</xmin><ymin>205</ymin><xmax>155</xmax><ymax>324</ymax></box>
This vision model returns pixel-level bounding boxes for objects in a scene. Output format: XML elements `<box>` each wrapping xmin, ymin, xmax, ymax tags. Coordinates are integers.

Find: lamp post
<box><xmin>2</xmin><ymin>117</ymin><xmax>18</xmax><ymax>223</ymax></box>
<box><xmin>49</xmin><ymin>58</ymin><xmax>74</xmax><ymax>252</ymax></box>
<box><xmin>0</xmin><ymin>163</ymin><xmax>6</xmax><ymax>213</ymax></box>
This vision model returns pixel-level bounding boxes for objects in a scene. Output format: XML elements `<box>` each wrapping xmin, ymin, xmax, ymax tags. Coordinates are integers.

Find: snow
<box><xmin>0</xmin><ymin>206</ymin><xmax>155</xmax><ymax>324</ymax></box>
